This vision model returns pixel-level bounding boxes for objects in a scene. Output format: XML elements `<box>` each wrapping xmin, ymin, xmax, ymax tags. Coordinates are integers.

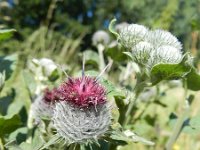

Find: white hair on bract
<box><xmin>131</xmin><ymin>41</ymin><xmax>154</xmax><ymax>66</ymax></box>
<box><xmin>119</xmin><ymin>24</ymin><xmax>148</xmax><ymax>49</ymax></box>
<box><xmin>146</xmin><ymin>29</ymin><xmax>182</xmax><ymax>51</ymax></box>
<box><xmin>52</xmin><ymin>101</ymin><xmax>111</xmax><ymax>144</ymax></box>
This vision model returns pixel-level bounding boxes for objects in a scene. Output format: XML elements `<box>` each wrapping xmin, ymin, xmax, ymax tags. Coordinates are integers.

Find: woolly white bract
<box><xmin>119</xmin><ymin>24</ymin><xmax>148</xmax><ymax>49</ymax></box>
<box><xmin>148</xmin><ymin>45</ymin><xmax>182</xmax><ymax>68</ymax></box>
<box><xmin>131</xmin><ymin>41</ymin><xmax>153</xmax><ymax>65</ymax></box>
<box><xmin>52</xmin><ymin>101</ymin><xmax>111</xmax><ymax>144</ymax></box>
<box><xmin>146</xmin><ymin>29</ymin><xmax>182</xmax><ymax>51</ymax></box>
<box><xmin>118</xmin><ymin>23</ymin><xmax>183</xmax><ymax>69</ymax></box>
<box><xmin>30</xmin><ymin>95</ymin><xmax>53</xmax><ymax>121</ymax></box>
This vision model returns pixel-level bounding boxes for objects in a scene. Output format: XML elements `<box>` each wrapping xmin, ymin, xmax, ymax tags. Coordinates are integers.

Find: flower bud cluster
<box><xmin>30</xmin><ymin>76</ymin><xmax>111</xmax><ymax>144</ymax></box>
<box><xmin>118</xmin><ymin>23</ymin><xmax>183</xmax><ymax>68</ymax></box>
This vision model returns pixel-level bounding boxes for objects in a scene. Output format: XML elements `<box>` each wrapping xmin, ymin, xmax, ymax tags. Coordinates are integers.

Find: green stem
<box><xmin>97</xmin><ymin>44</ymin><xmax>106</xmax><ymax>72</ymax></box>
<box><xmin>165</xmin><ymin>80</ymin><xmax>190</xmax><ymax>150</ymax></box>
<box><xmin>0</xmin><ymin>137</ymin><xmax>5</xmax><ymax>150</ymax></box>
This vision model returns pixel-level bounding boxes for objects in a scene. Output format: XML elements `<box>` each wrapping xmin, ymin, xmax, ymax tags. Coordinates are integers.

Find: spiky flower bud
<box><xmin>148</xmin><ymin>45</ymin><xmax>182</xmax><ymax>68</ymax></box>
<box><xmin>119</xmin><ymin>24</ymin><xmax>148</xmax><ymax>49</ymax></box>
<box><xmin>52</xmin><ymin>76</ymin><xmax>111</xmax><ymax>144</ymax></box>
<box><xmin>92</xmin><ymin>30</ymin><xmax>110</xmax><ymax>46</ymax></box>
<box><xmin>30</xmin><ymin>88</ymin><xmax>55</xmax><ymax>121</ymax></box>
<box><xmin>146</xmin><ymin>29</ymin><xmax>182</xmax><ymax>51</ymax></box>
<box><xmin>131</xmin><ymin>41</ymin><xmax>153</xmax><ymax>66</ymax></box>
<box><xmin>53</xmin><ymin>101</ymin><xmax>111</xmax><ymax>144</ymax></box>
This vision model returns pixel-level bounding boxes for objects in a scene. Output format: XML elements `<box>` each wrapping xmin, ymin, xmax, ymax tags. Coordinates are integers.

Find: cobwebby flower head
<box><xmin>148</xmin><ymin>45</ymin><xmax>182</xmax><ymax>68</ymax></box>
<box><xmin>52</xmin><ymin>76</ymin><xmax>111</xmax><ymax>144</ymax></box>
<box><xmin>56</xmin><ymin>76</ymin><xmax>107</xmax><ymax>108</ymax></box>
<box><xmin>30</xmin><ymin>88</ymin><xmax>56</xmax><ymax>122</ymax></box>
<box><xmin>119</xmin><ymin>24</ymin><xmax>148</xmax><ymax>49</ymax></box>
<box><xmin>146</xmin><ymin>29</ymin><xmax>182</xmax><ymax>51</ymax></box>
<box><xmin>92</xmin><ymin>30</ymin><xmax>110</xmax><ymax>46</ymax></box>
<box><xmin>53</xmin><ymin>101</ymin><xmax>111</xmax><ymax>144</ymax></box>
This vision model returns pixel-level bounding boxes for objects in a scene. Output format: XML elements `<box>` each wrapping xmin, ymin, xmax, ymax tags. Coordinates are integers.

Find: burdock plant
<box><xmin>109</xmin><ymin>18</ymin><xmax>200</xmax><ymax>150</ymax></box>
<box><xmin>38</xmin><ymin>62</ymin><xmax>113</xmax><ymax>149</ymax></box>
<box><xmin>53</xmin><ymin>76</ymin><xmax>111</xmax><ymax>145</ymax></box>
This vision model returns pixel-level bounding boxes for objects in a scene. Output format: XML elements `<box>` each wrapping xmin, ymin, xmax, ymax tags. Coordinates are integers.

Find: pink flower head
<box><xmin>43</xmin><ymin>88</ymin><xmax>57</xmax><ymax>103</ymax></box>
<box><xmin>56</xmin><ymin>76</ymin><xmax>107</xmax><ymax>108</ymax></box>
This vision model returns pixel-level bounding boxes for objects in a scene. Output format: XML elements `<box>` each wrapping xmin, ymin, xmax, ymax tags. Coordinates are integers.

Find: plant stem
<box><xmin>165</xmin><ymin>80</ymin><xmax>190</xmax><ymax>150</ymax></box>
<box><xmin>0</xmin><ymin>138</ymin><xmax>4</xmax><ymax>150</ymax></box>
<box><xmin>97</xmin><ymin>44</ymin><xmax>106</xmax><ymax>72</ymax></box>
<box><xmin>123</xmin><ymin>95</ymin><xmax>138</xmax><ymax>126</ymax></box>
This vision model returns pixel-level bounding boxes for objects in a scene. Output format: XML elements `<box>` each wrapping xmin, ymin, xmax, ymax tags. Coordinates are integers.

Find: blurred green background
<box><xmin>0</xmin><ymin>0</ymin><xmax>199</xmax><ymax>59</ymax></box>
<box><xmin>0</xmin><ymin>0</ymin><xmax>200</xmax><ymax>150</ymax></box>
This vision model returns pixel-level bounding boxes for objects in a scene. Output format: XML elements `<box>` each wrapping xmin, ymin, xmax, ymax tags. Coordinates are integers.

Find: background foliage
<box><xmin>0</xmin><ymin>0</ymin><xmax>200</xmax><ymax>150</ymax></box>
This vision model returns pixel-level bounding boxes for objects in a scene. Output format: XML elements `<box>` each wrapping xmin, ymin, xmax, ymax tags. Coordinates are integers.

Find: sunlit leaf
<box><xmin>0</xmin><ymin>29</ymin><xmax>16</xmax><ymax>41</ymax></box>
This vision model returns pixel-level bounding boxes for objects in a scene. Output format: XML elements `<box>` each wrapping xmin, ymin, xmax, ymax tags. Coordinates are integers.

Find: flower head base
<box><xmin>119</xmin><ymin>24</ymin><xmax>148</xmax><ymax>49</ymax></box>
<box><xmin>53</xmin><ymin>101</ymin><xmax>111</xmax><ymax>144</ymax></box>
<box><xmin>131</xmin><ymin>41</ymin><xmax>153</xmax><ymax>66</ymax></box>
<box><xmin>56</xmin><ymin>76</ymin><xmax>107</xmax><ymax>108</ymax></box>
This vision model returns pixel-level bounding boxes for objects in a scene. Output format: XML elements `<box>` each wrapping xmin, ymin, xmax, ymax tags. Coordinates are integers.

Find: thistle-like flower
<box><xmin>92</xmin><ymin>30</ymin><xmax>110</xmax><ymax>46</ymax></box>
<box><xmin>52</xmin><ymin>76</ymin><xmax>111</xmax><ymax>144</ymax></box>
<box><xmin>30</xmin><ymin>88</ymin><xmax>56</xmax><ymax>122</ymax></box>
<box><xmin>146</xmin><ymin>29</ymin><xmax>182</xmax><ymax>51</ymax></box>
<box><xmin>148</xmin><ymin>45</ymin><xmax>182</xmax><ymax>68</ymax></box>
<box><xmin>119</xmin><ymin>24</ymin><xmax>148</xmax><ymax>49</ymax></box>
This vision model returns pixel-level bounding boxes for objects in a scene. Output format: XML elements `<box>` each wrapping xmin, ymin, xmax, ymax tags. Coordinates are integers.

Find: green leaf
<box><xmin>108</xmin><ymin>18</ymin><xmax>119</xmax><ymax>38</ymax></box>
<box><xmin>31</xmin><ymin>129</ymin><xmax>45</xmax><ymax>150</ymax></box>
<box><xmin>186</xmin><ymin>69</ymin><xmax>200</xmax><ymax>91</ymax></box>
<box><xmin>0</xmin><ymin>29</ymin><xmax>16</xmax><ymax>41</ymax></box>
<box><xmin>39</xmin><ymin>135</ymin><xmax>60</xmax><ymax>150</ymax></box>
<box><xmin>5</xmin><ymin>140</ymin><xmax>23</xmax><ymax>150</ymax></box>
<box><xmin>150</xmin><ymin>59</ymin><xmax>191</xmax><ymax>85</ymax></box>
<box><xmin>0</xmin><ymin>114</ymin><xmax>21</xmax><ymax>137</ymax></box>
<box><xmin>107</xmin><ymin>123</ymin><xmax>154</xmax><ymax>146</ymax></box>
<box><xmin>22</xmin><ymin>70</ymin><xmax>37</xmax><ymax>96</ymax></box>
<box><xmin>123</xmin><ymin>52</ymin><xmax>134</xmax><ymax>60</ymax></box>
<box><xmin>9</xmin><ymin>127</ymin><xmax>28</xmax><ymax>144</ymax></box>
<box><xmin>0</xmin><ymin>54</ymin><xmax>18</xmax><ymax>80</ymax></box>
<box><xmin>106</xmin><ymin>45</ymin><xmax>127</xmax><ymax>62</ymax></box>
<box><xmin>84</xmin><ymin>50</ymin><xmax>99</xmax><ymax>68</ymax></box>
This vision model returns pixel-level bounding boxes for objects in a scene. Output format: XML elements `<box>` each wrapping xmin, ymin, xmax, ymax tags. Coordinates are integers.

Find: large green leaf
<box><xmin>0</xmin><ymin>29</ymin><xmax>16</xmax><ymax>41</ymax></box>
<box><xmin>107</xmin><ymin>123</ymin><xmax>154</xmax><ymax>146</ymax></box>
<box><xmin>106</xmin><ymin>44</ymin><xmax>128</xmax><ymax>62</ymax></box>
<box><xmin>22</xmin><ymin>70</ymin><xmax>37</xmax><ymax>96</ymax></box>
<box><xmin>186</xmin><ymin>69</ymin><xmax>200</xmax><ymax>91</ymax></box>
<box><xmin>0</xmin><ymin>114</ymin><xmax>21</xmax><ymax>137</ymax></box>
<box><xmin>0</xmin><ymin>54</ymin><xmax>18</xmax><ymax>80</ymax></box>
<box><xmin>150</xmin><ymin>60</ymin><xmax>191</xmax><ymax>85</ymax></box>
<box><xmin>84</xmin><ymin>50</ymin><xmax>99</xmax><ymax>68</ymax></box>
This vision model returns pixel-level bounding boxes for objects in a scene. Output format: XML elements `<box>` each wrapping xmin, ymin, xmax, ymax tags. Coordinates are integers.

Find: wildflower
<box><xmin>146</xmin><ymin>29</ymin><xmax>182</xmax><ymax>51</ymax></box>
<box><xmin>148</xmin><ymin>45</ymin><xmax>182</xmax><ymax>68</ymax></box>
<box><xmin>52</xmin><ymin>76</ymin><xmax>111</xmax><ymax>144</ymax></box>
<box><xmin>30</xmin><ymin>88</ymin><xmax>55</xmax><ymax>122</ymax></box>
<box><xmin>119</xmin><ymin>24</ymin><xmax>148</xmax><ymax>49</ymax></box>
